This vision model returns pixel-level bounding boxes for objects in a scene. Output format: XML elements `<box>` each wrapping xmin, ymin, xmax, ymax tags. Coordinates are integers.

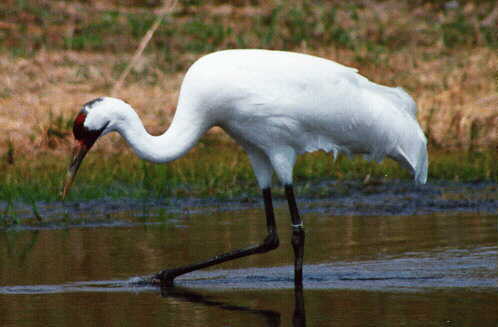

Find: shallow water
<box><xmin>0</xmin><ymin>204</ymin><xmax>497</xmax><ymax>326</ymax></box>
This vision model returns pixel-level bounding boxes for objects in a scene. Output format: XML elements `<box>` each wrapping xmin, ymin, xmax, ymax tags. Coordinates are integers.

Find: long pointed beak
<box><xmin>61</xmin><ymin>142</ymin><xmax>89</xmax><ymax>200</ymax></box>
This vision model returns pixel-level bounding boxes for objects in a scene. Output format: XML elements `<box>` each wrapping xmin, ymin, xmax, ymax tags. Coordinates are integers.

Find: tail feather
<box><xmin>391</xmin><ymin>127</ymin><xmax>428</xmax><ymax>185</ymax></box>
<box><xmin>414</xmin><ymin>144</ymin><xmax>428</xmax><ymax>185</ymax></box>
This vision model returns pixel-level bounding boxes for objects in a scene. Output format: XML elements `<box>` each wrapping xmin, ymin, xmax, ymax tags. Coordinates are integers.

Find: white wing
<box><xmin>178</xmin><ymin>50</ymin><xmax>428</xmax><ymax>184</ymax></box>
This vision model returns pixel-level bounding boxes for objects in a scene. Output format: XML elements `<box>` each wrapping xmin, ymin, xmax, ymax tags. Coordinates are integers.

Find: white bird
<box><xmin>61</xmin><ymin>49</ymin><xmax>428</xmax><ymax>288</ymax></box>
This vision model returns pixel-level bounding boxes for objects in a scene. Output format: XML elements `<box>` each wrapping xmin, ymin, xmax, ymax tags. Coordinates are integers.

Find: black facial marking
<box><xmin>83</xmin><ymin>97</ymin><xmax>104</xmax><ymax>111</ymax></box>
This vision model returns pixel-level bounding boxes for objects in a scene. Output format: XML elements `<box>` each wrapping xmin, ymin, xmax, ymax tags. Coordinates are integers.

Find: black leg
<box><xmin>293</xmin><ymin>285</ymin><xmax>306</xmax><ymax>327</ymax></box>
<box><xmin>156</xmin><ymin>187</ymin><xmax>279</xmax><ymax>287</ymax></box>
<box><xmin>285</xmin><ymin>185</ymin><xmax>305</xmax><ymax>289</ymax></box>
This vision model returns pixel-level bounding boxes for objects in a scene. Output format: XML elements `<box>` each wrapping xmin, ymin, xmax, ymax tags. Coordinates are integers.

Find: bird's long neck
<box><xmin>115</xmin><ymin>104</ymin><xmax>210</xmax><ymax>164</ymax></box>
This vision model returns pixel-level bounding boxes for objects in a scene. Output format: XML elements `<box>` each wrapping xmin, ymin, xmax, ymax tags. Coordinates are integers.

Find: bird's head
<box><xmin>61</xmin><ymin>97</ymin><xmax>121</xmax><ymax>200</ymax></box>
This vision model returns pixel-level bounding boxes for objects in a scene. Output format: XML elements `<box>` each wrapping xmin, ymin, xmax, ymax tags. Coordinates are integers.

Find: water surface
<box><xmin>0</xmin><ymin>203</ymin><xmax>496</xmax><ymax>326</ymax></box>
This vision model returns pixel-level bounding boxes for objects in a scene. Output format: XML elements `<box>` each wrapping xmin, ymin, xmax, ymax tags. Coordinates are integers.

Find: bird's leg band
<box><xmin>291</xmin><ymin>222</ymin><xmax>304</xmax><ymax>230</ymax></box>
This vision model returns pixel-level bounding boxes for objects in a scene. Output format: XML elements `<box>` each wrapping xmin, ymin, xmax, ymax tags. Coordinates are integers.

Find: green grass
<box><xmin>1</xmin><ymin>139</ymin><xmax>496</xmax><ymax>227</ymax></box>
<box><xmin>1</xmin><ymin>139</ymin><xmax>496</xmax><ymax>206</ymax></box>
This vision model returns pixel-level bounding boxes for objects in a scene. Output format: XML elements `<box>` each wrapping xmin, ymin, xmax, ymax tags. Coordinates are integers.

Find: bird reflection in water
<box><xmin>159</xmin><ymin>286</ymin><xmax>306</xmax><ymax>327</ymax></box>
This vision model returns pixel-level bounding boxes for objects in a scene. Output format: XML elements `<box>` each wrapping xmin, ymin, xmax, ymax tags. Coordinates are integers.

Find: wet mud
<box><xmin>1</xmin><ymin>180</ymin><xmax>497</xmax><ymax>230</ymax></box>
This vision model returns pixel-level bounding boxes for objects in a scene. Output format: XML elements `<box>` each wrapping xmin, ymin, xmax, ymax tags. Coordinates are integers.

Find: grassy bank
<box><xmin>1</xmin><ymin>137</ymin><xmax>497</xmax><ymax>204</ymax></box>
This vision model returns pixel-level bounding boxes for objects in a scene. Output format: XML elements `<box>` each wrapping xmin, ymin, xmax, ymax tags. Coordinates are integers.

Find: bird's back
<box><xmin>176</xmin><ymin>50</ymin><xmax>428</xmax><ymax>184</ymax></box>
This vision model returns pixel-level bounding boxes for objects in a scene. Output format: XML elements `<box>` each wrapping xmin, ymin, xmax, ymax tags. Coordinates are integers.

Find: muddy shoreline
<box><xmin>1</xmin><ymin>180</ymin><xmax>496</xmax><ymax>230</ymax></box>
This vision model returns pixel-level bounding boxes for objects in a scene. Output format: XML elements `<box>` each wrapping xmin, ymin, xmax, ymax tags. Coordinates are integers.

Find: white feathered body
<box><xmin>173</xmin><ymin>49</ymin><xmax>427</xmax><ymax>186</ymax></box>
<box><xmin>86</xmin><ymin>49</ymin><xmax>427</xmax><ymax>188</ymax></box>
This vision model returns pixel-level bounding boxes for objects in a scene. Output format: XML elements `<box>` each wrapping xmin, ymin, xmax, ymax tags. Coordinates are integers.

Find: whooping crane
<box><xmin>61</xmin><ymin>49</ymin><xmax>428</xmax><ymax>288</ymax></box>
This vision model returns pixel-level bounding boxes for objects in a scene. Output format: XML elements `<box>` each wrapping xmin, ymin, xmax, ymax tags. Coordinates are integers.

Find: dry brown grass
<box><xmin>0</xmin><ymin>0</ymin><xmax>497</xmax><ymax>158</ymax></box>
<box><xmin>0</xmin><ymin>50</ymin><xmax>183</xmax><ymax>155</ymax></box>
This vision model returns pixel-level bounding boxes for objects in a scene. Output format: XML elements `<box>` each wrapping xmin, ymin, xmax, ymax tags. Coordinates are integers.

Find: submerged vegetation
<box><xmin>0</xmin><ymin>0</ymin><xmax>497</xmax><ymax>221</ymax></box>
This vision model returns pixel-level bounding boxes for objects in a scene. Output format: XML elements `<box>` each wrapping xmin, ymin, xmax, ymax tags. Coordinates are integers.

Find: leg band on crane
<box><xmin>291</xmin><ymin>222</ymin><xmax>304</xmax><ymax>229</ymax></box>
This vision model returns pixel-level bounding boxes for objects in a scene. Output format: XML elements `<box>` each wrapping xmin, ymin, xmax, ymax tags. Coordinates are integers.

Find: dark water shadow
<box><xmin>0</xmin><ymin>266</ymin><xmax>311</xmax><ymax>327</ymax></box>
<box><xmin>157</xmin><ymin>285</ymin><xmax>306</xmax><ymax>327</ymax></box>
<box><xmin>159</xmin><ymin>286</ymin><xmax>285</xmax><ymax>327</ymax></box>
<box><xmin>0</xmin><ymin>279</ymin><xmax>306</xmax><ymax>327</ymax></box>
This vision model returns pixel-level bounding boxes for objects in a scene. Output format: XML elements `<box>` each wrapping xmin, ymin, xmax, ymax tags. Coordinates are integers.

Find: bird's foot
<box><xmin>152</xmin><ymin>269</ymin><xmax>176</xmax><ymax>288</ymax></box>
